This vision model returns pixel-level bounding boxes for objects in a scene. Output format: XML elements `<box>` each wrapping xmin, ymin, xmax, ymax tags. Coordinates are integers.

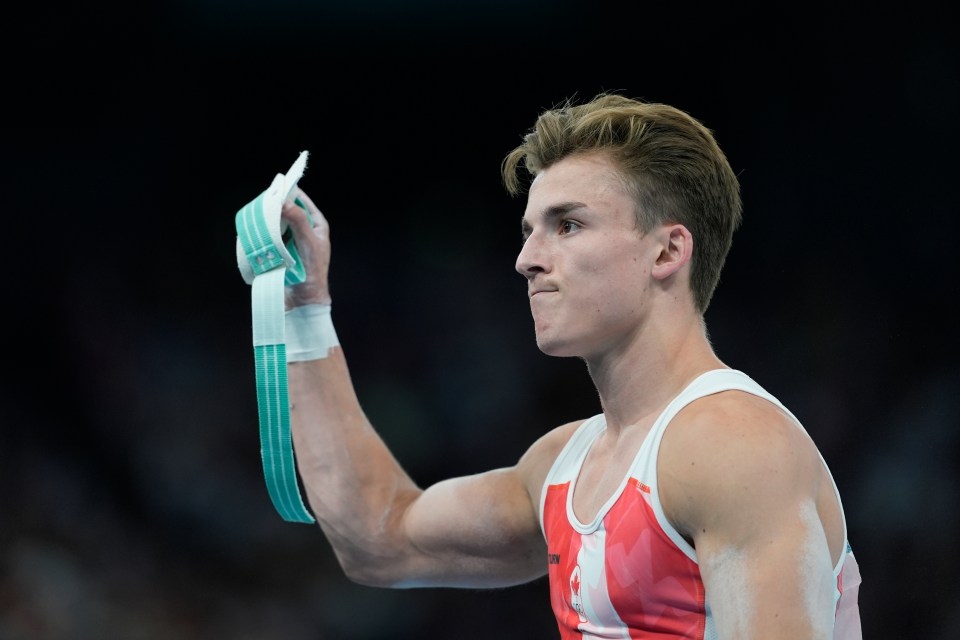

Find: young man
<box><xmin>279</xmin><ymin>93</ymin><xmax>862</xmax><ymax>638</ymax></box>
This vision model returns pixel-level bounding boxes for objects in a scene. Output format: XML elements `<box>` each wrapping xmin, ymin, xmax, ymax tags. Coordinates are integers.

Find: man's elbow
<box><xmin>342</xmin><ymin>563</ymin><xmax>395</xmax><ymax>587</ymax></box>
<box><xmin>336</xmin><ymin>551</ymin><xmax>412</xmax><ymax>588</ymax></box>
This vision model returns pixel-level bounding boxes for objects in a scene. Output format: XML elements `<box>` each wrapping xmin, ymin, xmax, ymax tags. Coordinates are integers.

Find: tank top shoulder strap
<box><xmin>538</xmin><ymin>414</ymin><xmax>606</xmax><ymax>532</ymax></box>
<box><xmin>542</xmin><ymin>414</ymin><xmax>607</xmax><ymax>486</ymax></box>
<box><xmin>643</xmin><ymin>368</ymin><xmax>801</xmax><ymax>463</ymax></box>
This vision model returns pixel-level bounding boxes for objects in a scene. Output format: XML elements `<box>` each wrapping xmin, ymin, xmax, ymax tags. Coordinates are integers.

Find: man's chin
<box><xmin>535</xmin><ymin>336</ymin><xmax>580</xmax><ymax>358</ymax></box>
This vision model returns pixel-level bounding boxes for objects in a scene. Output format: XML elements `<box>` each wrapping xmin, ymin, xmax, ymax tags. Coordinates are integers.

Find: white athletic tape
<box><xmin>285</xmin><ymin>304</ymin><xmax>340</xmax><ymax>362</ymax></box>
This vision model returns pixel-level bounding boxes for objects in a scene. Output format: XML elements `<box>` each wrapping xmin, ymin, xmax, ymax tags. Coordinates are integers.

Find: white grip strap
<box><xmin>235</xmin><ymin>150</ymin><xmax>316</xmax><ymax>524</ymax></box>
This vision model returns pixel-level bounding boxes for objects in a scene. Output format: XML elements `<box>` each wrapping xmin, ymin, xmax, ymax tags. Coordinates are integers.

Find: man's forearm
<box><xmin>288</xmin><ymin>349</ymin><xmax>423</xmax><ymax>584</ymax></box>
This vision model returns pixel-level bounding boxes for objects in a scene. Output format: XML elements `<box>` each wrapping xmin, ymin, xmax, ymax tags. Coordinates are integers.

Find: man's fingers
<box><xmin>282</xmin><ymin>199</ymin><xmax>315</xmax><ymax>239</ymax></box>
<box><xmin>291</xmin><ymin>187</ymin><xmax>322</xmax><ymax>218</ymax></box>
<box><xmin>284</xmin><ymin>189</ymin><xmax>330</xmax><ymax>239</ymax></box>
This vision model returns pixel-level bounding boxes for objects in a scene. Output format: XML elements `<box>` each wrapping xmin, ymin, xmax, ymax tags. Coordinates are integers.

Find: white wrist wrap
<box><xmin>285</xmin><ymin>303</ymin><xmax>340</xmax><ymax>362</ymax></box>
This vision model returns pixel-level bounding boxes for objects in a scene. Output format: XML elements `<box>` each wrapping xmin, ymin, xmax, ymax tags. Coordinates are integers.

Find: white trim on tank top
<box><xmin>538</xmin><ymin>368</ymin><xmax>849</xmax><ymax>577</ymax></box>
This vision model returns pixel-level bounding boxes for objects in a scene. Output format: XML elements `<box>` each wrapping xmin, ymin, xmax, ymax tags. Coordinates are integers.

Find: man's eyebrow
<box><xmin>521</xmin><ymin>202</ymin><xmax>588</xmax><ymax>237</ymax></box>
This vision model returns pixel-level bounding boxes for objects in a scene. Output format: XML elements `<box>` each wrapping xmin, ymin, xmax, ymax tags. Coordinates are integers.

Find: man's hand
<box><xmin>282</xmin><ymin>187</ymin><xmax>332</xmax><ymax>309</ymax></box>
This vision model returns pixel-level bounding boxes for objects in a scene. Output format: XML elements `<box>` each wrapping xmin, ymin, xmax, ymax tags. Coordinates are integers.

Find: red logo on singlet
<box><xmin>570</xmin><ymin>565</ymin><xmax>586</xmax><ymax>622</ymax></box>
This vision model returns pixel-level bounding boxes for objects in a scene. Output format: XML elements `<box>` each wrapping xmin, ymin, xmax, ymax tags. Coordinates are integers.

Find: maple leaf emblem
<box><xmin>571</xmin><ymin>571</ymin><xmax>581</xmax><ymax>595</ymax></box>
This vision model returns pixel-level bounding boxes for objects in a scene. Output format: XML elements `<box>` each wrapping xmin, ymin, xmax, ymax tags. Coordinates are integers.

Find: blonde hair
<box><xmin>502</xmin><ymin>93</ymin><xmax>743</xmax><ymax>313</ymax></box>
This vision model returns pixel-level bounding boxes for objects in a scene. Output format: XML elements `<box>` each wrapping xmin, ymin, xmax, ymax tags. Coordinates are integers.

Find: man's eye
<box><xmin>559</xmin><ymin>220</ymin><xmax>580</xmax><ymax>234</ymax></box>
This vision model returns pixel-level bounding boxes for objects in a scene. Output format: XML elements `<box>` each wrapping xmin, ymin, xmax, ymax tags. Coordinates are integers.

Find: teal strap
<box><xmin>235</xmin><ymin>151</ymin><xmax>315</xmax><ymax>524</ymax></box>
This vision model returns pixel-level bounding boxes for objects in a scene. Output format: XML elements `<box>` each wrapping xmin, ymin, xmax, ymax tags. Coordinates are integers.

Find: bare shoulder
<box><xmin>516</xmin><ymin>419</ymin><xmax>589</xmax><ymax>504</ymax></box>
<box><xmin>659</xmin><ymin>390</ymin><xmax>823</xmax><ymax>537</ymax></box>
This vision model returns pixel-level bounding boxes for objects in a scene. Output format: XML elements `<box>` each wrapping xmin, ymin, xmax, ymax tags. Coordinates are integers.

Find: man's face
<box><xmin>516</xmin><ymin>152</ymin><xmax>659</xmax><ymax>359</ymax></box>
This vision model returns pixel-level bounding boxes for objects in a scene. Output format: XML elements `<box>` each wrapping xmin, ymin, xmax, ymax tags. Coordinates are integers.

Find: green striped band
<box><xmin>235</xmin><ymin>151</ymin><xmax>315</xmax><ymax>524</ymax></box>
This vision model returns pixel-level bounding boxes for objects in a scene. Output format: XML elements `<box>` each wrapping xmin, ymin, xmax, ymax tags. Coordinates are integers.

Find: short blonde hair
<box><xmin>502</xmin><ymin>93</ymin><xmax>743</xmax><ymax>313</ymax></box>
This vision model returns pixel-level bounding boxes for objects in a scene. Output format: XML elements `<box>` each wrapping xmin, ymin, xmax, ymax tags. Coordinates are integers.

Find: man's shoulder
<box><xmin>660</xmin><ymin>390</ymin><xmax>821</xmax><ymax>502</ymax></box>
<box><xmin>523</xmin><ymin>417</ymin><xmax>592</xmax><ymax>465</ymax></box>
<box><xmin>515</xmin><ymin>418</ymin><xmax>592</xmax><ymax>499</ymax></box>
<box><xmin>658</xmin><ymin>388</ymin><xmax>833</xmax><ymax>553</ymax></box>
<box><xmin>665</xmin><ymin>389</ymin><xmax>814</xmax><ymax>464</ymax></box>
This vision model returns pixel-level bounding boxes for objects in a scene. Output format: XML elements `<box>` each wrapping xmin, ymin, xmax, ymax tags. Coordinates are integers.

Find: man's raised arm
<box><xmin>279</xmin><ymin>189</ymin><xmax>550</xmax><ymax>589</ymax></box>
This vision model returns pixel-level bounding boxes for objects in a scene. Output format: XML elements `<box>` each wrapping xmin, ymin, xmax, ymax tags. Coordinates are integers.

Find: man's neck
<box><xmin>585</xmin><ymin>313</ymin><xmax>725</xmax><ymax>433</ymax></box>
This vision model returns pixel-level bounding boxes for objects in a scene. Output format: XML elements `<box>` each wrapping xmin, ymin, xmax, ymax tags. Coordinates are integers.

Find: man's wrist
<box><xmin>285</xmin><ymin>303</ymin><xmax>340</xmax><ymax>362</ymax></box>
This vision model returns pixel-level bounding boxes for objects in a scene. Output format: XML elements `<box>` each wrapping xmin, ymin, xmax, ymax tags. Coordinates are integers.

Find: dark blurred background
<box><xmin>2</xmin><ymin>1</ymin><xmax>958</xmax><ymax>638</ymax></box>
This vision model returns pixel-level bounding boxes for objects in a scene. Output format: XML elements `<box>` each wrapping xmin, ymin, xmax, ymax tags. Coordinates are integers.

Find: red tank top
<box><xmin>539</xmin><ymin>369</ymin><xmax>862</xmax><ymax>639</ymax></box>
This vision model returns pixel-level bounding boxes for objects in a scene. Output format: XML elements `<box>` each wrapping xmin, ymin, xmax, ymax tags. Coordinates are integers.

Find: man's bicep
<box><xmin>697</xmin><ymin>498</ymin><xmax>837</xmax><ymax>639</ymax></box>
<box><xmin>395</xmin><ymin>420</ymin><xmax>577</xmax><ymax>589</ymax></box>
<box><xmin>400</xmin><ymin>467</ymin><xmax>547</xmax><ymax>588</ymax></box>
<box><xmin>682</xmin><ymin>413</ymin><xmax>837</xmax><ymax>637</ymax></box>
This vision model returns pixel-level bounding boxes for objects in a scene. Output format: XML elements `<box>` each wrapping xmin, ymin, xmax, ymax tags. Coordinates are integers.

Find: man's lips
<box><xmin>529</xmin><ymin>289</ymin><xmax>558</xmax><ymax>299</ymax></box>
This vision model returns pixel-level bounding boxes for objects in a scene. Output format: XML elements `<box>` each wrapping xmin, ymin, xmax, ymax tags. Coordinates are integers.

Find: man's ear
<box><xmin>651</xmin><ymin>224</ymin><xmax>693</xmax><ymax>281</ymax></box>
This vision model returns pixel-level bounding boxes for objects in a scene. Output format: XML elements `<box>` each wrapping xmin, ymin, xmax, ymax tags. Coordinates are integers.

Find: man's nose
<box><xmin>516</xmin><ymin>234</ymin><xmax>547</xmax><ymax>278</ymax></box>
